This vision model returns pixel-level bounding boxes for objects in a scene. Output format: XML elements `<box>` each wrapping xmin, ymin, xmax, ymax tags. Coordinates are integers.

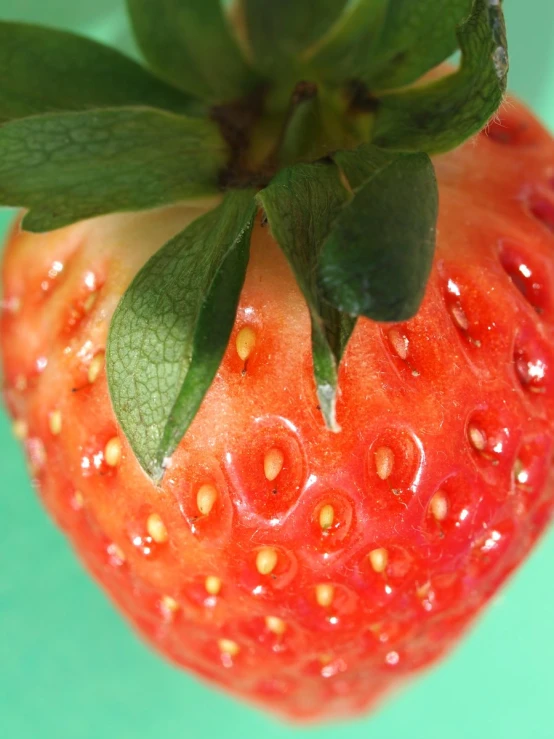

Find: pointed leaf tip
<box><xmin>107</xmin><ymin>190</ymin><xmax>257</xmax><ymax>480</ymax></box>
<box><xmin>258</xmin><ymin>162</ymin><xmax>354</xmax><ymax>432</ymax></box>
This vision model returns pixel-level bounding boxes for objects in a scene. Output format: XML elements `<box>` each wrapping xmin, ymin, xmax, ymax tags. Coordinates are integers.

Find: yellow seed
<box><xmin>205</xmin><ymin>576</ymin><xmax>222</xmax><ymax>595</ymax></box>
<box><xmin>451</xmin><ymin>302</ymin><xmax>469</xmax><ymax>331</ymax></box>
<box><xmin>256</xmin><ymin>547</ymin><xmax>278</xmax><ymax>575</ymax></box>
<box><xmin>104</xmin><ymin>437</ymin><xmax>122</xmax><ymax>467</ymax></box>
<box><xmin>12</xmin><ymin>419</ymin><xmax>28</xmax><ymax>440</ymax></box>
<box><xmin>429</xmin><ymin>491</ymin><xmax>449</xmax><ymax>522</ymax></box>
<box><xmin>49</xmin><ymin>409</ymin><xmax>62</xmax><ymax>436</ymax></box>
<box><xmin>72</xmin><ymin>490</ymin><xmax>84</xmax><ymax>509</ymax></box>
<box><xmin>468</xmin><ymin>425</ymin><xmax>486</xmax><ymax>451</ymax></box>
<box><xmin>14</xmin><ymin>374</ymin><xmax>27</xmax><ymax>392</ymax></box>
<box><xmin>146</xmin><ymin>513</ymin><xmax>168</xmax><ymax>543</ymax></box>
<box><xmin>315</xmin><ymin>583</ymin><xmax>335</xmax><ymax>607</ymax></box>
<box><xmin>88</xmin><ymin>351</ymin><xmax>105</xmax><ymax>384</ymax></box>
<box><xmin>236</xmin><ymin>327</ymin><xmax>257</xmax><ymax>361</ymax></box>
<box><xmin>375</xmin><ymin>446</ymin><xmax>394</xmax><ymax>480</ymax></box>
<box><xmin>218</xmin><ymin>638</ymin><xmax>240</xmax><ymax>657</ymax></box>
<box><xmin>319</xmin><ymin>504</ymin><xmax>335</xmax><ymax>530</ymax></box>
<box><xmin>417</xmin><ymin>582</ymin><xmax>432</xmax><ymax>600</ymax></box>
<box><xmin>369</xmin><ymin>547</ymin><xmax>389</xmax><ymax>573</ymax></box>
<box><xmin>265</xmin><ymin>616</ymin><xmax>286</xmax><ymax>635</ymax></box>
<box><xmin>388</xmin><ymin>329</ymin><xmax>409</xmax><ymax>360</ymax></box>
<box><xmin>264</xmin><ymin>448</ymin><xmax>284</xmax><ymax>481</ymax></box>
<box><xmin>83</xmin><ymin>292</ymin><xmax>97</xmax><ymax>313</ymax></box>
<box><xmin>107</xmin><ymin>542</ymin><xmax>125</xmax><ymax>562</ymax></box>
<box><xmin>197</xmin><ymin>484</ymin><xmax>217</xmax><ymax>515</ymax></box>
<box><xmin>161</xmin><ymin>595</ymin><xmax>179</xmax><ymax>614</ymax></box>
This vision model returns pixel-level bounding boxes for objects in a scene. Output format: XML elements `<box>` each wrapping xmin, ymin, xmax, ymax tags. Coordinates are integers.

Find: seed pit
<box><xmin>512</xmin><ymin>431</ymin><xmax>553</xmax><ymax>511</ymax></box>
<box><xmin>528</xmin><ymin>194</ymin><xmax>554</xmax><ymax>234</ymax></box>
<box><xmin>169</xmin><ymin>451</ymin><xmax>233</xmax><ymax>543</ymax></box>
<box><xmin>483</xmin><ymin>114</ymin><xmax>534</xmax><ymax>146</ymax></box>
<box><xmin>513</xmin><ymin>326</ymin><xmax>554</xmax><ymax>402</ymax></box>
<box><xmin>498</xmin><ymin>241</ymin><xmax>552</xmax><ymax>315</ymax></box>
<box><xmin>301</xmin><ymin>491</ymin><xmax>355</xmax><ymax>558</ymax></box>
<box><xmin>466</xmin><ymin>408</ymin><xmax>522</xmax><ymax>487</ymax></box>
<box><xmin>386</xmin><ymin>327</ymin><xmax>421</xmax><ymax>377</ymax></box>
<box><xmin>226</xmin><ymin>418</ymin><xmax>306</xmax><ymax>520</ymax></box>
<box><xmin>365</xmin><ymin>427</ymin><xmax>423</xmax><ymax>513</ymax></box>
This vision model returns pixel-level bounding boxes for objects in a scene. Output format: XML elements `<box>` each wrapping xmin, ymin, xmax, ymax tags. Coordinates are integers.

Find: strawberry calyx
<box><xmin>0</xmin><ymin>0</ymin><xmax>508</xmax><ymax>479</ymax></box>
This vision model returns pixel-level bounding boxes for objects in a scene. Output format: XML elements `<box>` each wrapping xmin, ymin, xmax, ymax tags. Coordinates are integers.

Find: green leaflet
<box><xmin>302</xmin><ymin>0</ymin><xmax>388</xmax><ymax>84</ymax></box>
<box><xmin>320</xmin><ymin>146</ymin><xmax>438</xmax><ymax>321</ymax></box>
<box><xmin>127</xmin><ymin>0</ymin><xmax>258</xmax><ymax>102</ymax></box>
<box><xmin>107</xmin><ymin>189</ymin><xmax>257</xmax><ymax>480</ymax></box>
<box><xmin>373</xmin><ymin>0</ymin><xmax>508</xmax><ymax>153</ymax></box>
<box><xmin>366</xmin><ymin>0</ymin><xmax>474</xmax><ymax>90</ymax></box>
<box><xmin>241</xmin><ymin>0</ymin><xmax>347</xmax><ymax>75</ymax></box>
<box><xmin>0</xmin><ymin>107</ymin><xmax>228</xmax><ymax>232</ymax></box>
<box><xmin>0</xmin><ymin>22</ymin><xmax>198</xmax><ymax>124</ymax></box>
<box><xmin>258</xmin><ymin>163</ymin><xmax>354</xmax><ymax>431</ymax></box>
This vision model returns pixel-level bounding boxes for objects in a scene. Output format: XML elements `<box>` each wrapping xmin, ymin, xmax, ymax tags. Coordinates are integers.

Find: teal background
<box><xmin>1</xmin><ymin>2</ymin><xmax>554</xmax><ymax>737</ymax></box>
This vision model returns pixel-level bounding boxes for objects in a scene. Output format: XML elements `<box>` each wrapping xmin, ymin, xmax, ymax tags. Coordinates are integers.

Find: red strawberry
<box><xmin>3</xmin><ymin>97</ymin><xmax>554</xmax><ymax>721</ymax></box>
<box><xmin>2</xmin><ymin>0</ymin><xmax>553</xmax><ymax>724</ymax></box>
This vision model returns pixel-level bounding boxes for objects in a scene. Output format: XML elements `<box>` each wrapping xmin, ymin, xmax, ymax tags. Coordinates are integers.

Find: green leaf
<box><xmin>257</xmin><ymin>162</ymin><xmax>354</xmax><ymax>431</ymax></box>
<box><xmin>320</xmin><ymin>147</ymin><xmax>438</xmax><ymax>321</ymax></box>
<box><xmin>127</xmin><ymin>0</ymin><xmax>258</xmax><ymax>102</ymax></box>
<box><xmin>302</xmin><ymin>0</ymin><xmax>388</xmax><ymax>85</ymax></box>
<box><xmin>242</xmin><ymin>0</ymin><xmax>347</xmax><ymax>74</ymax></box>
<box><xmin>107</xmin><ymin>189</ymin><xmax>257</xmax><ymax>480</ymax></box>
<box><xmin>373</xmin><ymin>0</ymin><xmax>508</xmax><ymax>153</ymax></box>
<box><xmin>366</xmin><ymin>0</ymin><xmax>474</xmax><ymax>90</ymax></box>
<box><xmin>0</xmin><ymin>107</ymin><xmax>228</xmax><ymax>232</ymax></box>
<box><xmin>0</xmin><ymin>22</ymin><xmax>198</xmax><ymax>124</ymax></box>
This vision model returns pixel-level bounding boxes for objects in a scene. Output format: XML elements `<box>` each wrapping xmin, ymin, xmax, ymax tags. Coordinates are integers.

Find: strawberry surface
<box><xmin>2</xmin><ymin>98</ymin><xmax>554</xmax><ymax>722</ymax></box>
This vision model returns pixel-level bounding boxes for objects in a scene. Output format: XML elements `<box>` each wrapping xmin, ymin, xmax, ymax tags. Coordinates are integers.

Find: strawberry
<box><xmin>2</xmin><ymin>0</ymin><xmax>554</xmax><ymax>724</ymax></box>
